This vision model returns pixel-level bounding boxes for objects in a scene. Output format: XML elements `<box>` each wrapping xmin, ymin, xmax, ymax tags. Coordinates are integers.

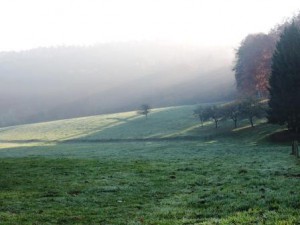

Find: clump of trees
<box><xmin>231</xmin><ymin>14</ymin><xmax>300</xmax><ymax>158</ymax></box>
<box><xmin>194</xmin><ymin>15</ymin><xmax>300</xmax><ymax>132</ymax></box>
<box><xmin>194</xmin><ymin>98</ymin><xmax>265</xmax><ymax>128</ymax></box>
<box><xmin>194</xmin><ymin>105</ymin><xmax>224</xmax><ymax>128</ymax></box>
<box><xmin>234</xmin><ymin>13</ymin><xmax>300</xmax><ymax>98</ymax></box>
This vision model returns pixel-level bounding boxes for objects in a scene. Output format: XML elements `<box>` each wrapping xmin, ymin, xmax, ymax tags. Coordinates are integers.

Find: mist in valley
<box><xmin>2</xmin><ymin>1</ymin><xmax>300</xmax><ymax>224</ymax></box>
<box><xmin>1</xmin><ymin>0</ymin><xmax>298</xmax><ymax>127</ymax></box>
<box><xmin>0</xmin><ymin>42</ymin><xmax>235</xmax><ymax>126</ymax></box>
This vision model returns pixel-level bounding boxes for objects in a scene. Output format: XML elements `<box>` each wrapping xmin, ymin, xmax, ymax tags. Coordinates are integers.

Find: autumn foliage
<box><xmin>234</xmin><ymin>13</ymin><xmax>300</xmax><ymax>98</ymax></box>
<box><xmin>234</xmin><ymin>33</ymin><xmax>275</xmax><ymax>98</ymax></box>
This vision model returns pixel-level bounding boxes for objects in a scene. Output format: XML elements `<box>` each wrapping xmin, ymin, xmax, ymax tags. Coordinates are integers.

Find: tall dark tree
<box><xmin>268</xmin><ymin>23</ymin><xmax>300</xmax><ymax>133</ymax></box>
<box><xmin>234</xmin><ymin>13</ymin><xmax>300</xmax><ymax>99</ymax></box>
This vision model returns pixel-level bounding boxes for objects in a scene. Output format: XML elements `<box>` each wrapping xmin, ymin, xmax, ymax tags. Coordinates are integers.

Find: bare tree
<box><xmin>193</xmin><ymin>106</ymin><xmax>209</xmax><ymax>127</ymax></box>
<box><xmin>223</xmin><ymin>102</ymin><xmax>242</xmax><ymax>128</ymax></box>
<box><xmin>138</xmin><ymin>104</ymin><xmax>151</xmax><ymax>119</ymax></box>
<box><xmin>240</xmin><ymin>98</ymin><xmax>265</xmax><ymax>127</ymax></box>
<box><xmin>205</xmin><ymin>105</ymin><xmax>224</xmax><ymax>128</ymax></box>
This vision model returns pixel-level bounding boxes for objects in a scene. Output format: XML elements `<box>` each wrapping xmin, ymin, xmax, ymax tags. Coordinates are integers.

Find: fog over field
<box><xmin>0</xmin><ymin>42</ymin><xmax>235</xmax><ymax>126</ymax></box>
<box><xmin>0</xmin><ymin>0</ymin><xmax>299</xmax><ymax>126</ymax></box>
<box><xmin>1</xmin><ymin>1</ymin><xmax>300</xmax><ymax>224</ymax></box>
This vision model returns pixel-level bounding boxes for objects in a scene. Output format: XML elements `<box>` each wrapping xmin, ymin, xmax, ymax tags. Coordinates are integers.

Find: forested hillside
<box><xmin>0</xmin><ymin>42</ymin><xmax>234</xmax><ymax>126</ymax></box>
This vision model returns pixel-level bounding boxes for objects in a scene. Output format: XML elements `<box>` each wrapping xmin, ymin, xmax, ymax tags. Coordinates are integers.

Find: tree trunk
<box><xmin>199</xmin><ymin>116</ymin><xmax>203</xmax><ymax>127</ymax></box>
<box><xmin>234</xmin><ymin>119</ymin><xmax>237</xmax><ymax>128</ymax></box>
<box><xmin>249</xmin><ymin>117</ymin><xmax>254</xmax><ymax>127</ymax></box>
<box><xmin>215</xmin><ymin>120</ymin><xmax>218</xmax><ymax>128</ymax></box>
<box><xmin>295</xmin><ymin>141</ymin><xmax>299</xmax><ymax>158</ymax></box>
<box><xmin>292</xmin><ymin>140</ymin><xmax>296</xmax><ymax>155</ymax></box>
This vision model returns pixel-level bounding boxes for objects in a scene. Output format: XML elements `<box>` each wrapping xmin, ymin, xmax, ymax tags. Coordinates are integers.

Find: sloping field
<box><xmin>0</xmin><ymin>105</ymin><xmax>299</xmax><ymax>224</ymax></box>
<box><xmin>0</xmin><ymin>106</ymin><xmax>197</xmax><ymax>143</ymax></box>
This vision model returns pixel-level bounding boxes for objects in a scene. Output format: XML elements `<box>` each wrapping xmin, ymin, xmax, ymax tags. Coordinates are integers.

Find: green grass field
<box><xmin>0</xmin><ymin>105</ymin><xmax>299</xmax><ymax>225</ymax></box>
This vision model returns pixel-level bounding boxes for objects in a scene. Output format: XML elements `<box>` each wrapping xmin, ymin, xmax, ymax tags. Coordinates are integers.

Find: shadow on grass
<box><xmin>0</xmin><ymin>106</ymin><xmax>285</xmax><ymax>148</ymax></box>
<box><xmin>59</xmin><ymin>106</ymin><xmax>200</xmax><ymax>142</ymax></box>
<box><xmin>268</xmin><ymin>129</ymin><xmax>300</xmax><ymax>143</ymax></box>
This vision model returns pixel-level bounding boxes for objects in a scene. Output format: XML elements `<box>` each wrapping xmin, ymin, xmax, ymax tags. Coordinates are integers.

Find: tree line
<box><xmin>140</xmin><ymin>13</ymin><xmax>300</xmax><ymax>136</ymax></box>
<box><xmin>193</xmin><ymin>98</ymin><xmax>266</xmax><ymax>129</ymax></box>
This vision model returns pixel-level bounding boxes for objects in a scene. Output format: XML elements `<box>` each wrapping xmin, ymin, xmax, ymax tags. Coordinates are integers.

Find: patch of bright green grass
<box><xmin>0</xmin><ymin>106</ymin><xmax>196</xmax><ymax>145</ymax></box>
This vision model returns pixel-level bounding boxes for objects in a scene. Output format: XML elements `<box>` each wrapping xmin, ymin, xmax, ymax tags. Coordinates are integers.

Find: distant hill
<box><xmin>0</xmin><ymin>42</ymin><xmax>235</xmax><ymax>126</ymax></box>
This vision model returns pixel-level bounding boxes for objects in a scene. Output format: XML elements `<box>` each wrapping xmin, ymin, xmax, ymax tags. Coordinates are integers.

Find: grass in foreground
<box><xmin>0</xmin><ymin>105</ymin><xmax>299</xmax><ymax>224</ymax></box>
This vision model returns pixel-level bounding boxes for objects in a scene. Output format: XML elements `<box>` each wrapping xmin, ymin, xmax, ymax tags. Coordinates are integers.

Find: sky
<box><xmin>0</xmin><ymin>0</ymin><xmax>299</xmax><ymax>52</ymax></box>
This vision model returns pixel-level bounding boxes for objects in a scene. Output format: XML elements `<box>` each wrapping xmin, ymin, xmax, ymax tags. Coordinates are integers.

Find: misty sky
<box><xmin>0</xmin><ymin>0</ymin><xmax>300</xmax><ymax>52</ymax></box>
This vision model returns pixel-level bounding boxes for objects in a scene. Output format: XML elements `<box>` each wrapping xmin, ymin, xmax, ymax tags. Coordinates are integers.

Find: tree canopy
<box><xmin>233</xmin><ymin>13</ymin><xmax>300</xmax><ymax>98</ymax></box>
<box><xmin>234</xmin><ymin>34</ymin><xmax>275</xmax><ymax>98</ymax></box>
<box><xmin>268</xmin><ymin>22</ymin><xmax>300</xmax><ymax>133</ymax></box>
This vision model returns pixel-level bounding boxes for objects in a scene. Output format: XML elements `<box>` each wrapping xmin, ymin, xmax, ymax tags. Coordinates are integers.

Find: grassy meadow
<box><xmin>0</xmin><ymin>105</ymin><xmax>299</xmax><ymax>224</ymax></box>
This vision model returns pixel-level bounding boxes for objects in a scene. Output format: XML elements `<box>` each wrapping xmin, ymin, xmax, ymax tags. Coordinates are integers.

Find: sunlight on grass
<box><xmin>161</xmin><ymin>124</ymin><xmax>202</xmax><ymax>138</ymax></box>
<box><xmin>204</xmin><ymin>140</ymin><xmax>217</xmax><ymax>144</ymax></box>
<box><xmin>0</xmin><ymin>106</ymin><xmax>183</xmax><ymax>143</ymax></box>
<box><xmin>0</xmin><ymin>142</ymin><xmax>41</xmax><ymax>149</ymax></box>
<box><xmin>161</xmin><ymin>121</ymin><xmax>213</xmax><ymax>138</ymax></box>
<box><xmin>0</xmin><ymin>105</ymin><xmax>298</xmax><ymax>224</ymax></box>
<box><xmin>0</xmin><ymin>111</ymin><xmax>139</xmax><ymax>142</ymax></box>
<box><xmin>232</xmin><ymin>124</ymin><xmax>253</xmax><ymax>132</ymax></box>
<box><xmin>0</xmin><ymin>142</ymin><xmax>56</xmax><ymax>150</ymax></box>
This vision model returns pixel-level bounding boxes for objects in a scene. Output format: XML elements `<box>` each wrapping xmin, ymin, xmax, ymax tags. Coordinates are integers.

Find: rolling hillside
<box><xmin>0</xmin><ymin>106</ymin><xmax>196</xmax><ymax>144</ymax></box>
<box><xmin>0</xmin><ymin>104</ymin><xmax>277</xmax><ymax>148</ymax></box>
<box><xmin>0</xmin><ymin>43</ymin><xmax>235</xmax><ymax>127</ymax></box>
<box><xmin>0</xmin><ymin>105</ymin><xmax>299</xmax><ymax>225</ymax></box>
